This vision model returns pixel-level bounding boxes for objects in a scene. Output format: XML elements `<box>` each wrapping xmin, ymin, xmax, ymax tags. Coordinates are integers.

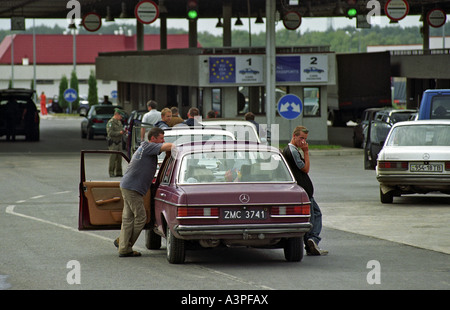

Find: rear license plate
<box><xmin>410</xmin><ymin>163</ymin><xmax>443</xmax><ymax>172</ymax></box>
<box><xmin>222</xmin><ymin>208</ymin><xmax>267</xmax><ymax>220</ymax></box>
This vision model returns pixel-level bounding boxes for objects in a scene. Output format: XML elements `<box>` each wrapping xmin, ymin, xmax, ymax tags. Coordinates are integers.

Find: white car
<box><xmin>158</xmin><ymin>127</ymin><xmax>235</xmax><ymax>163</ymax></box>
<box><xmin>200</xmin><ymin>119</ymin><xmax>265</xmax><ymax>144</ymax></box>
<box><xmin>376</xmin><ymin>120</ymin><xmax>450</xmax><ymax>203</ymax></box>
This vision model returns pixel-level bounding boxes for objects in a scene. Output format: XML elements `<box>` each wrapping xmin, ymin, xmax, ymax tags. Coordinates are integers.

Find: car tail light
<box><xmin>177</xmin><ymin>207</ymin><xmax>219</xmax><ymax>218</ymax></box>
<box><xmin>446</xmin><ymin>162</ymin><xmax>450</xmax><ymax>171</ymax></box>
<box><xmin>272</xmin><ymin>205</ymin><xmax>310</xmax><ymax>217</ymax></box>
<box><xmin>378</xmin><ymin>161</ymin><xmax>408</xmax><ymax>170</ymax></box>
<box><xmin>92</xmin><ymin>118</ymin><xmax>104</xmax><ymax>123</ymax></box>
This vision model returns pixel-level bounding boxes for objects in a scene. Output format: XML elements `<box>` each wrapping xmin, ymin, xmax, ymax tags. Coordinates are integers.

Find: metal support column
<box><xmin>265</xmin><ymin>0</ymin><xmax>276</xmax><ymax>132</ymax></box>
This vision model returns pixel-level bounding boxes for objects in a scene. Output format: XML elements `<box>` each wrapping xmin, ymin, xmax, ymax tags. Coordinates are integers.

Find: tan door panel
<box><xmin>84</xmin><ymin>181</ymin><xmax>151</xmax><ymax>226</ymax></box>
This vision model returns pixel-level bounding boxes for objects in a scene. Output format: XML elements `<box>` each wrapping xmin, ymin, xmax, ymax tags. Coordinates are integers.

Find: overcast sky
<box><xmin>0</xmin><ymin>15</ymin><xmax>432</xmax><ymax>36</ymax></box>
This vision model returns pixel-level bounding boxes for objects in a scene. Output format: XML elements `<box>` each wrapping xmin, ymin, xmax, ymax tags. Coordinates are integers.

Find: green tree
<box><xmin>87</xmin><ymin>70</ymin><xmax>98</xmax><ymax>106</ymax></box>
<box><xmin>58</xmin><ymin>75</ymin><xmax>69</xmax><ymax>111</ymax></box>
<box><xmin>70</xmin><ymin>70</ymin><xmax>79</xmax><ymax>111</ymax></box>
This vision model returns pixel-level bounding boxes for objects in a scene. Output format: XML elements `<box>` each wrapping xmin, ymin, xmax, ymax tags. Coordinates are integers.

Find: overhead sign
<box><xmin>64</xmin><ymin>88</ymin><xmax>78</xmax><ymax>103</ymax></box>
<box><xmin>427</xmin><ymin>9</ymin><xmax>447</xmax><ymax>28</ymax></box>
<box><xmin>283</xmin><ymin>11</ymin><xmax>302</xmax><ymax>30</ymax></box>
<box><xmin>277</xmin><ymin>94</ymin><xmax>303</xmax><ymax>120</ymax></box>
<box><xmin>135</xmin><ymin>0</ymin><xmax>159</xmax><ymax>24</ymax></box>
<box><xmin>82</xmin><ymin>12</ymin><xmax>102</xmax><ymax>32</ymax></box>
<box><xmin>276</xmin><ymin>55</ymin><xmax>328</xmax><ymax>83</ymax></box>
<box><xmin>384</xmin><ymin>0</ymin><xmax>409</xmax><ymax>21</ymax></box>
<box><xmin>236</xmin><ymin>56</ymin><xmax>263</xmax><ymax>83</ymax></box>
<box><xmin>208</xmin><ymin>54</ymin><xmax>328</xmax><ymax>85</ymax></box>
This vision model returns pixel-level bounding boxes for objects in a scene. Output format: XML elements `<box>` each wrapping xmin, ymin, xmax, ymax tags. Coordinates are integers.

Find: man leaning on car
<box><xmin>114</xmin><ymin>127</ymin><xmax>174</xmax><ymax>257</ymax></box>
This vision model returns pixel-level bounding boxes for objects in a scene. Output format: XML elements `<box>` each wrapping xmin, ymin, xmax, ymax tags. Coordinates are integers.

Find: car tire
<box><xmin>145</xmin><ymin>228</ymin><xmax>161</xmax><ymax>250</ymax></box>
<box><xmin>166</xmin><ymin>226</ymin><xmax>185</xmax><ymax>264</ymax></box>
<box><xmin>284</xmin><ymin>237</ymin><xmax>304</xmax><ymax>262</ymax></box>
<box><xmin>87</xmin><ymin>128</ymin><xmax>94</xmax><ymax>140</ymax></box>
<box><xmin>380</xmin><ymin>187</ymin><xmax>394</xmax><ymax>204</ymax></box>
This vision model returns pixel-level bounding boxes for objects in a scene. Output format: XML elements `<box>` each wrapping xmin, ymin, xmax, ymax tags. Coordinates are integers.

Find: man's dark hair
<box><xmin>148</xmin><ymin>127</ymin><xmax>164</xmax><ymax>140</ymax></box>
<box><xmin>147</xmin><ymin>100</ymin><xmax>158</xmax><ymax>109</ymax></box>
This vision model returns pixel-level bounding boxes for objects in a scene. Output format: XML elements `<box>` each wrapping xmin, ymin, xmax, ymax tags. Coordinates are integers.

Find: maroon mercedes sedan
<box><xmin>79</xmin><ymin>141</ymin><xmax>311</xmax><ymax>264</ymax></box>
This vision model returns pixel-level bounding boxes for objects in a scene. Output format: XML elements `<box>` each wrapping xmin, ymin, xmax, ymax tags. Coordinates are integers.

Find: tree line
<box><xmin>2</xmin><ymin>22</ymin><xmax>448</xmax><ymax>53</ymax></box>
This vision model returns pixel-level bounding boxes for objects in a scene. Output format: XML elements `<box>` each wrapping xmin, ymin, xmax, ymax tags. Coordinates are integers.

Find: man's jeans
<box><xmin>304</xmin><ymin>197</ymin><xmax>322</xmax><ymax>244</ymax></box>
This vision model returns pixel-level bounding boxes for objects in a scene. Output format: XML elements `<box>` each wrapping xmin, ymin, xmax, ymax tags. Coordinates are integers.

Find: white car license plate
<box><xmin>410</xmin><ymin>163</ymin><xmax>443</xmax><ymax>172</ymax></box>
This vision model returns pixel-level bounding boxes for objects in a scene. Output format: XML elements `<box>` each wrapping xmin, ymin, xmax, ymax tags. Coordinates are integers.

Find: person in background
<box><xmin>167</xmin><ymin>107</ymin><xmax>184</xmax><ymax>127</ymax></box>
<box><xmin>282</xmin><ymin>125</ymin><xmax>328</xmax><ymax>256</ymax></box>
<box><xmin>107</xmin><ymin>108</ymin><xmax>125</xmax><ymax>177</ymax></box>
<box><xmin>114</xmin><ymin>127</ymin><xmax>174</xmax><ymax>257</ymax></box>
<box><xmin>40</xmin><ymin>92</ymin><xmax>48</xmax><ymax>115</ymax></box>
<box><xmin>245</xmin><ymin>111</ymin><xmax>266</xmax><ymax>139</ymax></box>
<box><xmin>140</xmin><ymin>100</ymin><xmax>161</xmax><ymax>140</ymax></box>
<box><xmin>154</xmin><ymin>108</ymin><xmax>172</xmax><ymax>129</ymax></box>
<box><xmin>207</xmin><ymin>110</ymin><xmax>216</xmax><ymax>118</ymax></box>
<box><xmin>183</xmin><ymin>107</ymin><xmax>201</xmax><ymax>127</ymax></box>
<box><xmin>102</xmin><ymin>95</ymin><xmax>112</xmax><ymax>105</ymax></box>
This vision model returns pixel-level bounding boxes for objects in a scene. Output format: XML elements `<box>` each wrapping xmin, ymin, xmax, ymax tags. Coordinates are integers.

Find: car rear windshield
<box><xmin>94</xmin><ymin>107</ymin><xmax>115</xmax><ymax>115</ymax></box>
<box><xmin>386</xmin><ymin>125</ymin><xmax>450</xmax><ymax>146</ymax></box>
<box><xmin>431</xmin><ymin>96</ymin><xmax>450</xmax><ymax>119</ymax></box>
<box><xmin>178</xmin><ymin>150</ymin><xmax>293</xmax><ymax>184</ymax></box>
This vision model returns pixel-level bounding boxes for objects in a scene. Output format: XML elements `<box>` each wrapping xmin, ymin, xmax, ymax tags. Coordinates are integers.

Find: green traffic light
<box><xmin>347</xmin><ymin>8</ymin><xmax>357</xmax><ymax>18</ymax></box>
<box><xmin>187</xmin><ymin>9</ymin><xmax>198</xmax><ymax>19</ymax></box>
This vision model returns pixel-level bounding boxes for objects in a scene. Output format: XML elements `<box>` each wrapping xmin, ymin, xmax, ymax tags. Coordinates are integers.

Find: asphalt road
<box><xmin>0</xmin><ymin>117</ymin><xmax>448</xmax><ymax>293</ymax></box>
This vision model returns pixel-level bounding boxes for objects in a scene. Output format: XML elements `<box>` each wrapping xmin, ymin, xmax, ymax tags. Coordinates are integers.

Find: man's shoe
<box><xmin>113</xmin><ymin>238</ymin><xmax>119</xmax><ymax>248</ymax></box>
<box><xmin>306</xmin><ymin>239</ymin><xmax>328</xmax><ymax>256</ymax></box>
<box><xmin>119</xmin><ymin>251</ymin><xmax>141</xmax><ymax>257</ymax></box>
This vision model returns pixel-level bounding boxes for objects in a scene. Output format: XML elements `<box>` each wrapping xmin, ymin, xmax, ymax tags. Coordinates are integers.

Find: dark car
<box><xmin>352</xmin><ymin>107</ymin><xmax>384</xmax><ymax>148</ymax></box>
<box><xmin>78</xmin><ymin>141</ymin><xmax>312</xmax><ymax>264</ymax></box>
<box><xmin>364</xmin><ymin>108</ymin><xmax>416</xmax><ymax>169</ymax></box>
<box><xmin>81</xmin><ymin>104</ymin><xmax>123</xmax><ymax>140</ymax></box>
<box><xmin>0</xmin><ymin>88</ymin><xmax>40</xmax><ymax>141</ymax></box>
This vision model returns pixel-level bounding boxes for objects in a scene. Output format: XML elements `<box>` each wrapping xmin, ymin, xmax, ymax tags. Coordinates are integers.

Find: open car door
<box><xmin>364</xmin><ymin>120</ymin><xmax>392</xmax><ymax>170</ymax></box>
<box><xmin>78</xmin><ymin>150</ymin><xmax>151</xmax><ymax>231</ymax></box>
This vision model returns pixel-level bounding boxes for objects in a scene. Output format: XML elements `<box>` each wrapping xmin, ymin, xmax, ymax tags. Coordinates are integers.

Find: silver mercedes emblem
<box><xmin>423</xmin><ymin>153</ymin><xmax>430</xmax><ymax>160</ymax></box>
<box><xmin>239</xmin><ymin>193</ymin><xmax>250</xmax><ymax>203</ymax></box>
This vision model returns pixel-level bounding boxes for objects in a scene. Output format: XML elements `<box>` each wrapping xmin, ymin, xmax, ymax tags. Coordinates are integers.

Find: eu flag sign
<box><xmin>209</xmin><ymin>57</ymin><xmax>236</xmax><ymax>83</ymax></box>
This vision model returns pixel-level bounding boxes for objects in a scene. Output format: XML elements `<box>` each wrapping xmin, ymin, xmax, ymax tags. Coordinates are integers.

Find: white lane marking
<box><xmin>5</xmin><ymin>197</ymin><xmax>276</xmax><ymax>290</ymax></box>
<box><xmin>30</xmin><ymin>195</ymin><xmax>45</xmax><ymax>200</ymax></box>
<box><xmin>5</xmin><ymin>205</ymin><xmax>112</xmax><ymax>243</ymax></box>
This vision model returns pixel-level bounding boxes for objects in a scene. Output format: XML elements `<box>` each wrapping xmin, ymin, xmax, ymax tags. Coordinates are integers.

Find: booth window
<box><xmin>212</xmin><ymin>88</ymin><xmax>222</xmax><ymax>117</ymax></box>
<box><xmin>303</xmin><ymin>87</ymin><xmax>320</xmax><ymax>117</ymax></box>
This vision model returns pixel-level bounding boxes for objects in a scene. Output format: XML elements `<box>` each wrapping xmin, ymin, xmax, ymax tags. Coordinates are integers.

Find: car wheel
<box><xmin>145</xmin><ymin>228</ymin><xmax>161</xmax><ymax>250</ymax></box>
<box><xmin>166</xmin><ymin>226</ymin><xmax>185</xmax><ymax>264</ymax></box>
<box><xmin>380</xmin><ymin>187</ymin><xmax>394</xmax><ymax>204</ymax></box>
<box><xmin>284</xmin><ymin>237</ymin><xmax>304</xmax><ymax>262</ymax></box>
<box><xmin>87</xmin><ymin>128</ymin><xmax>94</xmax><ymax>140</ymax></box>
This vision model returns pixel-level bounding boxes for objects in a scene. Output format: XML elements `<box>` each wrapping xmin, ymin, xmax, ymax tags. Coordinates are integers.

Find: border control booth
<box><xmin>96</xmin><ymin>46</ymin><xmax>336</xmax><ymax>144</ymax></box>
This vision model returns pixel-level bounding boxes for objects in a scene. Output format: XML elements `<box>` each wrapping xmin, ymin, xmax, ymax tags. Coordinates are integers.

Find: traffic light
<box><xmin>346</xmin><ymin>0</ymin><xmax>357</xmax><ymax>19</ymax></box>
<box><xmin>347</xmin><ymin>7</ymin><xmax>357</xmax><ymax>18</ymax></box>
<box><xmin>186</xmin><ymin>0</ymin><xmax>199</xmax><ymax>20</ymax></box>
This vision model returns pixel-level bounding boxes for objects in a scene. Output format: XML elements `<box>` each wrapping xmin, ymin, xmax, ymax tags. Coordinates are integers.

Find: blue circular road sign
<box><xmin>63</xmin><ymin>88</ymin><xmax>78</xmax><ymax>103</ymax></box>
<box><xmin>277</xmin><ymin>94</ymin><xmax>303</xmax><ymax>120</ymax></box>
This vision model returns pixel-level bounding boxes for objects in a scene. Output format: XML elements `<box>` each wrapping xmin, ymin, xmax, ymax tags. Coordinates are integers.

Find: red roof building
<box><xmin>0</xmin><ymin>34</ymin><xmax>199</xmax><ymax>65</ymax></box>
